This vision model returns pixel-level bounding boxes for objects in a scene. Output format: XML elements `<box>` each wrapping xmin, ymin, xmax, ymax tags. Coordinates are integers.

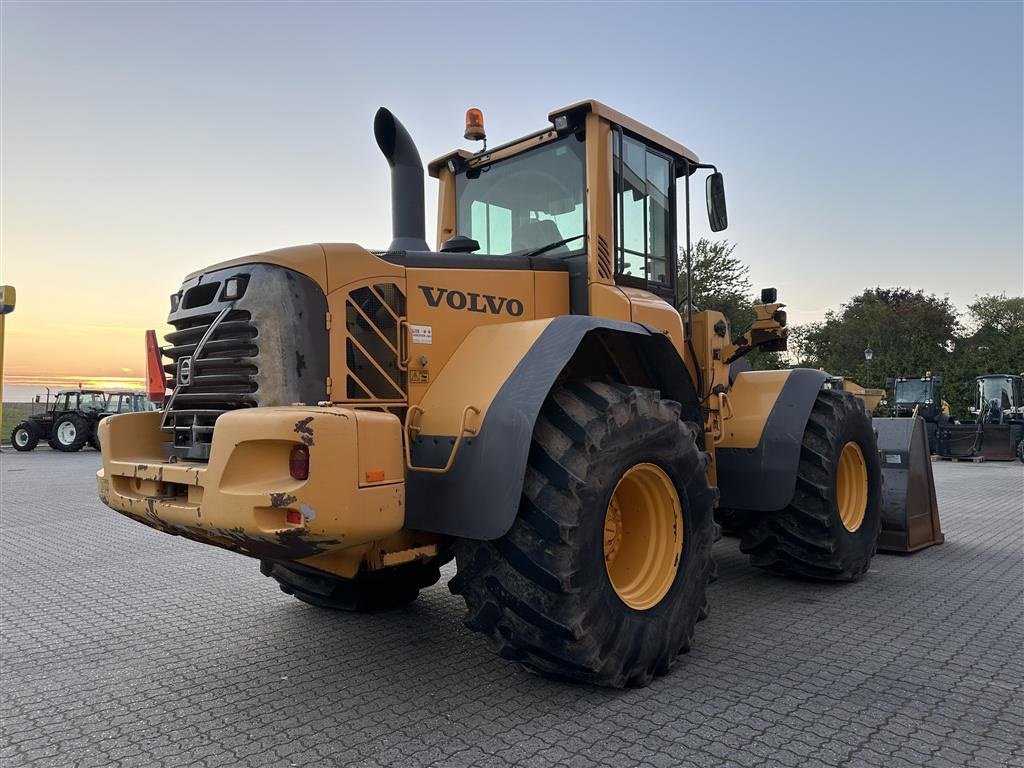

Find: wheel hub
<box><xmin>57</xmin><ymin>422</ymin><xmax>77</xmax><ymax>444</ymax></box>
<box><xmin>836</xmin><ymin>441</ymin><xmax>868</xmax><ymax>532</ymax></box>
<box><xmin>602</xmin><ymin>463</ymin><xmax>684</xmax><ymax>611</ymax></box>
<box><xmin>14</xmin><ymin>429</ymin><xmax>29</xmax><ymax>447</ymax></box>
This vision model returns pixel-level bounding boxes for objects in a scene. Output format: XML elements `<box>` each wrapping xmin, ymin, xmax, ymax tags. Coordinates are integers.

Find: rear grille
<box><xmin>162</xmin><ymin>308</ymin><xmax>259</xmax><ymax>453</ymax></box>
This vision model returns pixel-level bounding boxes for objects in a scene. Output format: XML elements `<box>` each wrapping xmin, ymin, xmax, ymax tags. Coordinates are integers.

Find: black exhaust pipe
<box><xmin>374</xmin><ymin>108</ymin><xmax>429</xmax><ymax>252</ymax></box>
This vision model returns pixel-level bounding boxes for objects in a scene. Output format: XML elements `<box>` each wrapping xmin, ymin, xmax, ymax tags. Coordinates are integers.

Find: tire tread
<box><xmin>739</xmin><ymin>390</ymin><xmax>882</xmax><ymax>581</ymax></box>
<box><xmin>450</xmin><ymin>382</ymin><xmax>716</xmax><ymax>687</ymax></box>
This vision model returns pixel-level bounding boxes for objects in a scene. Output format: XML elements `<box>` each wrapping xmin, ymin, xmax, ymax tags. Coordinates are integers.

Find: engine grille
<box><xmin>344</xmin><ymin>283</ymin><xmax>406</xmax><ymax>401</ymax></box>
<box><xmin>161</xmin><ymin>308</ymin><xmax>259</xmax><ymax>454</ymax></box>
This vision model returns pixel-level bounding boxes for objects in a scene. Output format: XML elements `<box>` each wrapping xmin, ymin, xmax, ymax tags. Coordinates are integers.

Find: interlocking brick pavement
<box><xmin>1</xmin><ymin>449</ymin><xmax>1021</xmax><ymax>767</ymax></box>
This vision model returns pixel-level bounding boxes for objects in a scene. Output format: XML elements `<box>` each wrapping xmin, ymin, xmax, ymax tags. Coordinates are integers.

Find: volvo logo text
<box><xmin>418</xmin><ymin>285</ymin><xmax>524</xmax><ymax>317</ymax></box>
<box><xmin>177</xmin><ymin>356</ymin><xmax>193</xmax><ymax>387</ymax></box>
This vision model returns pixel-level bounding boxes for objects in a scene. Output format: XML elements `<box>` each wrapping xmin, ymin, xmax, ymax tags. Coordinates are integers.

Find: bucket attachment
<box><xmin>937</xmin><ymin>422</ymin><xmax>1023</xmax><ymax>461</ymax></box>
<box><xmin>872</xmin><ymin>416</ymin><xmax>944</xmax><ymax>553</ymax></box>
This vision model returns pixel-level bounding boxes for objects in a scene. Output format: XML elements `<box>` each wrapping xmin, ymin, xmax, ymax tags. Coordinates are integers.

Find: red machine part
<box><xmin>145</xmin><ymin>329</ymin><xmax>167</xmax><ymax>403</ymax></box>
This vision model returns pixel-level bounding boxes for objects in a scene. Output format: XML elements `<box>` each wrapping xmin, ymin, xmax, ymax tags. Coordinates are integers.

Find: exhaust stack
<box><xmin>374</xmin><ymin>108</ymin><xmax>429</xmax><ymax>252</ymax></box>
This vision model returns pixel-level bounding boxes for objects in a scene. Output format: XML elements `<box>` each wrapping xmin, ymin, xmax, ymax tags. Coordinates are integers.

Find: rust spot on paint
<box><xmin>144</xmin><ymin>498</ymin><xmax>161</xmax><ymax>526</ymax></box>
<box><xmin>270</xmin><ymin>492</ymin><xmax>297</xmax><ymax>508</ymax></box>
<box><xmin>293</xmin><ymin>416</ymin><xmax>315</xmax><ymax>446</ymax></box>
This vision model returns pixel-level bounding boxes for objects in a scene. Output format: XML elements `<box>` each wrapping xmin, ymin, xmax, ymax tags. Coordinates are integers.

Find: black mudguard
<box><xmin>716</xmin><ymin>368</ymin><xmax>829</xmax><ymax>512</ymax></box>
<box><xmin>405</xmin><ymin>316</ymin><xmax>700</xmax><ymax>540</ymax></box>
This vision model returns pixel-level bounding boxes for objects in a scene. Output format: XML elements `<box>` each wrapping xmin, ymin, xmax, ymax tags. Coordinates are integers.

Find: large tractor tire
<box><xmin>261</xmin><ymin>559</ymin><xmax>443</xmax><ymax>611</ymax></box>
<box><xmin>449</xmin><ymin>382</ymin><xmax>716</xmax><ymax>688</ymax></box>
<box><xmin>740</xmin><ymin>389</ymin><xmax>882</xmax><ymax>581</ymax></box>
<box><xmin>49</xmin><ymin>414</ymin><xmax>90</xmax><ymax>452</ymax></box>
<box><xmin>10</xmin><ymin>422</ymin><xmax>39</xmax><ymax>452</ymax></box>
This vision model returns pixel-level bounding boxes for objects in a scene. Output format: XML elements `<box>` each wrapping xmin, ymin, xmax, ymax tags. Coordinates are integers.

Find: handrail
<box><xmin>403</xmin><ymin>404</ymin><xmax>480</xmax><ymax>474</ymax></box>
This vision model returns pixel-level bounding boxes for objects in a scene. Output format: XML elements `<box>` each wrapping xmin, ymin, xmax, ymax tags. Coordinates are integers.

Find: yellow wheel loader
<box><xmin>98</xmin><ymin>102</ymin><xmax>898</xmax><ymax>687</ymax></box>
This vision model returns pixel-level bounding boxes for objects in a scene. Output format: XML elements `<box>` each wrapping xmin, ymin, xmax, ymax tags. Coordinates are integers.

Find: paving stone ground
<box><xmin>1</xmin><ymin>448</ymin><xmax>1021</xmax><ymax>768</ymax></box>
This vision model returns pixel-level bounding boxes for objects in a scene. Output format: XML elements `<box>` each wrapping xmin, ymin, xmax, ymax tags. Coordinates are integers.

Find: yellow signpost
<box><xmin>0</xmin><ymin>285</ymin><xmax>16</xmax><ymax>439</ymax></box>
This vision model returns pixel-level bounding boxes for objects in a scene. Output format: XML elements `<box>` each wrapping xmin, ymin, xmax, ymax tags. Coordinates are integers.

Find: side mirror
<box><xmin>34</xmin><ymin>395</ymin><xmax>41</xmax><ymax>403</ymax></box>
<box><xmin>706</xmin><ymin>172</ymin><xmax>728</xmax><ymax>232</ymax></box>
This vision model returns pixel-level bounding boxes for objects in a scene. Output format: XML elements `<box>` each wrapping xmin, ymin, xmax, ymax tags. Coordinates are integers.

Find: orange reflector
<box><xmin>145</xmin><ymin>329</ymin><xmax>167</xmax><ymax>403</ymax></box>
<box><xmin>464</xmin><ymin>108</ymin><xmax>486</xmax><ymax>141</ymax></box>
<box><xmin>365</xmin><ymin>469</ymin><xmax>386</xmax><ymax>483</ymax></box>
<box><xmin>285</xmin><ymin>509</ymin><xmax>302</xmax><ymax>526</ymax></box>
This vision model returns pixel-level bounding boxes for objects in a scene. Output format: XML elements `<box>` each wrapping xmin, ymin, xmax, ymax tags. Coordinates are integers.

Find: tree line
<box><xmin>679</xmin><ymin>239</ymin><xmax>1023</xmax><ymax>417</ymax></box>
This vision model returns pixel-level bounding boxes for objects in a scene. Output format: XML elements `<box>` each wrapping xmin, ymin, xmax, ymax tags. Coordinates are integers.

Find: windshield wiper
<box><xmin>520</xmin><ymin>234</ymin><xmax>585</xmax><ymax>259</ymax></box>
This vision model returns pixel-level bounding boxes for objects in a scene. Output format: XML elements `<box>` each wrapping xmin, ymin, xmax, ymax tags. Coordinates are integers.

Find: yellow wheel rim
<box><xmin>836</xmin><ymin>441</ymin><xmax>868</xmax><ymax>532</ymax></box>
<box><xmin>603</xmin><ymin>463</ymin><xmax>683</xmax><ymax>611</ymax></box>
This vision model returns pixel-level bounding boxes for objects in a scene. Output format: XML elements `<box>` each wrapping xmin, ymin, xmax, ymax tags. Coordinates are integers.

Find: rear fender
<box><xmin>405</xmin><ymin>315</ymin><xmax>699</xmax><ymax>539</ymax></box>
<box><xmin>716</xmin><ymin>368</ymin><xmax>828</xmax><ymax>512</ymax></box>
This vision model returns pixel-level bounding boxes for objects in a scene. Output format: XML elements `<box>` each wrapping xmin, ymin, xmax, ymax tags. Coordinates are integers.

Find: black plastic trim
<box><xmin>374</xmin><ymin>249</ymin><xmax>570</xmax><ymax>272</ymax></box>
<box><xmin>715</xmin><ymin>368</ymin><xmax>828</xmax><ymax>512</ymax></box>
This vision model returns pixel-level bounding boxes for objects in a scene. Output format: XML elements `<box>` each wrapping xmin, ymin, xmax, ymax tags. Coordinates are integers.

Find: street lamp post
<box><xmin>864</xmin><ymin>346</ymin><xmax>874</xmax><ymax>388</ymax></box>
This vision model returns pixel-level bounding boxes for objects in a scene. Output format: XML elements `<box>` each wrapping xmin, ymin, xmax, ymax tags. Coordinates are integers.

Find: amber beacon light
<box><xmin>464</xmin><ymin>108</ymin><xmax>486</xmax><ymax>142</ymax></box>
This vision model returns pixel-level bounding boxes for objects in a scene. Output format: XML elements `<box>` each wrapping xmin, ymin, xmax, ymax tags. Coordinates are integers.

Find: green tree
<box><xmin>677</xmin><ymin>238</ymin><xmax>784</xmax><ymax>369</ymax></box>
<box><xmin>965</xmin><ymin>293</ymin><xmax>1024</xmax><ymax>336</ymax></box>
<box><xmin>794</xmin><ymin>288</ymin><xmax>961</xmax><ymax>389</ymax></box>
<box><xmin>677</xmin><ymin>238</ymin><xmax>751</xmax><ymax>327</ymax></box>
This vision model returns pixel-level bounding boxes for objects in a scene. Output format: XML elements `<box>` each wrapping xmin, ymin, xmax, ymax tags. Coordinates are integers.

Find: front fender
<box><xmin>715</xmin><ymin>368</ymin><xmax>828</xmax><ymax>512</ymax></box>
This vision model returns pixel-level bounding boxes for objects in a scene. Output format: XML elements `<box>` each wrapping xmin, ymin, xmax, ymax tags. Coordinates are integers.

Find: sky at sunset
<box><xmin>1</xmin><ymin>2</ymin><xmax>1021</xmax><ymax>399</ymax></box>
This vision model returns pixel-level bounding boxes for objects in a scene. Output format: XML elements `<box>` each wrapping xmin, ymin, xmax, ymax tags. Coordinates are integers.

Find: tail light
<box><xmin>289</xmin><ymin>444</ymin><xmax>309</xmax><ymax>480</ymax></box>
<box><xmin>145</xmin><ymin>329</ymin><xmax>167</xmax><ymax>403</ymax></box>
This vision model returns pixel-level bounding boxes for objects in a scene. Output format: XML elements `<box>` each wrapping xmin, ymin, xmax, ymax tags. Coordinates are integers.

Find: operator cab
<box><xmin>53</xmin><ymin>390</ymin><xmax>106</xmax><ymax>413</ymax></box>
<box><xmin>970</xmin><ymin>374</ymin><xmax>1024</xmax><ymax>424</ymax></box>
<box><xmin>428</xmin><ymin>100</ymin><xmax>727</xmax><ymax>312</ymax></box>
<box><xmin>891</xmin><ymin>374</ymin><xmax>943</xmax><ymax>420</ymax></box>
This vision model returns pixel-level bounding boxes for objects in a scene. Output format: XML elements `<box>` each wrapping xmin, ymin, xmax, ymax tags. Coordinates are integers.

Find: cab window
<box><xmin>80</xmin><ymin>393</ymin><xmax>106</xmax><ymax>411</ymax></box>
<box><xmin>456</xmin><ymin>134</ymin><xmax>586</xmax><ymax>256</ymax></box>
<box><xmin>613</xmin><ymin>131</ymin><xmax>674</xmax><ymax>289</ymax></box>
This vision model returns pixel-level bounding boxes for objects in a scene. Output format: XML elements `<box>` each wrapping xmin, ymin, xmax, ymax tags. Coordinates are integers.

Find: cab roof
<box><xmin>428</xmin><ymin>99</ymin><xmax>700</xmax><ymax>177</ymax></box>
<box><xmin>552</xmin><ymin>100</ymin><xmax>700</xmax><ymax>165</ymax></box>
